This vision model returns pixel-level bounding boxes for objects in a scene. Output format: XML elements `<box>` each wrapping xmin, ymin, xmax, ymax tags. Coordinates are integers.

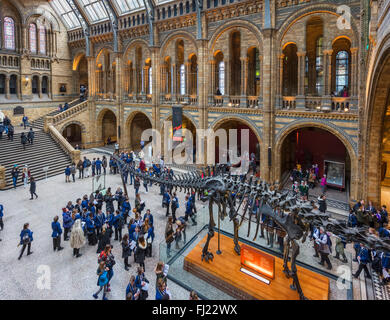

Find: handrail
<box><xmin>50</xmin><ymin>100</ymin><xmax>88</xmax><ymax>125</ymax></box>
<box><xmin>47</xmin><ymin>125</ymin><xmax>80</xmax><ymax>164</ymax></box>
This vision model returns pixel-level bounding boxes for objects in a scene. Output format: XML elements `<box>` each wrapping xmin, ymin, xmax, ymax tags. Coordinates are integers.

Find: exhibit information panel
<box><xmin>240</xmin><ymin>244</ymin><xmax>275</xmax><ymax>279</ymax></box>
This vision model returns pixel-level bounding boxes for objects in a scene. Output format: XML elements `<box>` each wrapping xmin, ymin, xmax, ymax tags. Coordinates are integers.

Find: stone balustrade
<box><xmin>0</xmin><ymin>165</ymin><xmax>6</xmax><ymax>189</ymax></box>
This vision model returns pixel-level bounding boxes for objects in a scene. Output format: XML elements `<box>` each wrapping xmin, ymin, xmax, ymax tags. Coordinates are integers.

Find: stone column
<box><xmin>350</xmin><ymin>47</ymin><xmax>358</xmax><ymax>97</ymax></box>
<box><xmin>296</xmin><ymin>51</ymin><xmax>306</xmax><ymax>109</ymax></box>
<box><xmin>17</xmin><ymin>75</ymin><xmax>22</xmax><ymax>100</ymax></box>
<box><xmin>209</xmin><ymin>60</ymin><xmax>216</xmax><ymax>96</ymax></box>
<box><xmin>115</xmin><ymin>53</ymin><xmax>123</xmax><ymax>103</ymax></box>
<box><xmin>38</xmin><ymin>75</ymin><xmax>42</xmax><ymax>98</ymax></box>
<box><xmin>277</xmin><ymin>54</ymin><xmax>284</xmax><ymax>108</ymax></box>
<box><xmin>223</xmin><ymin>59</ymin><xmax>230</xmax><ymax>106</ymax></box>
<box><xmin>322</xmin><ymin>49</ymin><xmax>333</xmax><ymax>111</ymax></box>
<box><xmin>261</xmin><ymin>29</ymin><xmax>276</xmax><ymax>182</ymax></box>
<box><xmin>171</xmin><ymin>64</ymin><xmax>177</xmax><ymax>102</ymax></box>
<box><xmin>258</xmin><ymin>55</ymin><xmax>263</xmax><ymax>107</ymax></box>
<box><xmin>5</xmin><ymin>75</ymin><xmax>10</xmax><ymax>99</ymax></box>
<box><xmin>240</xmin><ymin>57</ymin><xmax>248</xmax><ymax>106</ymax></box>
<box><xmin>185</xmin><ymin>62</ymin><xmax>191</xmax><ymax>99</ymax></box>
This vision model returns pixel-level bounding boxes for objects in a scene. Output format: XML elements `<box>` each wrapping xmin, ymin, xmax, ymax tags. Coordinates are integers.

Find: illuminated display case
<box><xmin>324</xmin><ymin>159</ymin><xmax>345</xmax><ymax>189</ymax></box>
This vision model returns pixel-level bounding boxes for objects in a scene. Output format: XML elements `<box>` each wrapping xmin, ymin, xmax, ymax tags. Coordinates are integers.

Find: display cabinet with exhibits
<box><xmin>324</xmin><ymin>159</ymin><xmax>345</xmax><ymax>189</ymax></box>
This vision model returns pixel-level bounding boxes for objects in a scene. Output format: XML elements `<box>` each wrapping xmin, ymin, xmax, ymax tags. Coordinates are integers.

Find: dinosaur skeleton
<box><xmin>112</xmin><ymin>155</ymin><xmax>390</xmax><ymax>300</ymax></box>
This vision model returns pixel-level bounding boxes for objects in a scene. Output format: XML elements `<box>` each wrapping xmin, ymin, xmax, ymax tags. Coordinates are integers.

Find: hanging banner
<box><xmin>172</xmin><ymin>106</ymin><xmax>183</xmax><ymax>142</ymax></box>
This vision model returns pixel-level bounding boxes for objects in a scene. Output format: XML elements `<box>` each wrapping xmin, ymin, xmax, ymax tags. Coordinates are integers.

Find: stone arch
<box><xmin>123</xmin><ymin>39</ymin><xmax>151</xmax><ymax>58</ymax></box>
<box><xmin>363</xmin><ymin>35</ymin><xmax>390</xmax><ymax>205</ymax></box>
<box><xmin>160</xmin><ymin>31</ymin><xmax>198</xmax><ymax>61</ymax></box>
<box><xmin>124</xmin><ymin>110</ymin><xmax>153</xmax><ymax>151</ymax></box>
<box><xmin>274</xmin><ymin>120</ymin><xmax>358</xmax><ymax>200</ymax></box>
<box><xmin>277</xmin><ymin>6</ymin><xmax>359</xmax><ymax>50</ymax></box>
<box><xmin>210</xmin><ymin>115</ymin><xmax>263</xmax><ymax>169</ymax></box>
<box><xmin>60</xmin><ymin>120</ymin><xmax>86</xmax><ymax>146</ymax></box>
<box><xmin>24</xmin><ymin>7</ymin><xmax>60</xmax><ymax>31</ymax></box>
<box><xmin>72</xmin><ymin>51</ymin><xmax>87</xmax><ymax>71</ymax></box>
<box><xmin>96</xmin><ymin>108</ymin><xmax>117</xmax><ymax>144</ymax></box>
<box><xmin>208</xmin><ymin>20</ymin><xmax>264</xmax><ymax>53</ymax></box>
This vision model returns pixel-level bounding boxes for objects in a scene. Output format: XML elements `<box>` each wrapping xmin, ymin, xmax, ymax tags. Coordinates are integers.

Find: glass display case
<box><xmin>324</xmin><ymin>159</ymin><xmax>345</xmax><ymax>189</ymax></box>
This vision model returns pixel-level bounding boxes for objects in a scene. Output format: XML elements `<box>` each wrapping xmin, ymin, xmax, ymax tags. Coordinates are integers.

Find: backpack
<box><xmin>86</xmin><ymin>159</ymin><xmax>91</xmax><ymax>167</ymax></box>
<box><xmin>22</xmin><ymin>231</ymin><xmax>30</xmax><ymax>244</ymax></box>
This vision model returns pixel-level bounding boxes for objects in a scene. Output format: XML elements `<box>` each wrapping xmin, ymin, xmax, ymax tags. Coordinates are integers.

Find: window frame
<box><xmin>3</xmin><ymin>17</ymin><xmax>16</xmax><ymax>51</ymax></box>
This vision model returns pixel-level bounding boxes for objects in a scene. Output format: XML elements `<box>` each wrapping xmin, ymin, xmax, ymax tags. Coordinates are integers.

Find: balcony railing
<box><xmin>280</xmin><ymin>95</ymin><xmax>354</xmax><ymax>113</ymax></box>
<box><xmin>281</xmin><ymin>96</ymin><xmax>296</xmax><ymax>109</ymax></box>
<box><xmin>331</xmin><ymin>97</ymin><xmax>351</xmax><ymax>112</ymax></box>
<box><xmin>96</xmin><ymin>93</ymin><xmax>116</xmax><ymax>101</ymax></box>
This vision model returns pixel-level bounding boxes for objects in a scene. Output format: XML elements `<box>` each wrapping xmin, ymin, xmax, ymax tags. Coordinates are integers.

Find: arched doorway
<box><xmin>280</xmin><ymin>127</ymin><xmax>351</xmax><ymax>200</ymax></box>
<box><xmin>365</xmin><ymin>46</ymin><xmax>390</xmax><ymax>206</ymax></box>
<box><xmin>32</xmin><ymin>75</ymin><xmax>39</xmax><ymax>95</ymax></box>
<box><xmin>101</xmin><ymin>109</ymin><xmax>117</xmax><ymax>145</ymax></box>
<box><xmin>42</xmin><ymin>76</ymin><xmax>48</xmax><ymax>95</ymax></box>
<box><xmin>9</xmin><ymin>75</ymin><xmax>17</xmax><ymax>95</ymax></box>
<box><xmin>128</xmin><ymin>112</ymin><xmax>152</xmax><ymax>151</ymax></box>
<box><xmin>213</xmin><ymin>118</ymin><xmax>261</xmax><ymax>172</ymax></box>
<box><xmin>0</xmin><ymin>75</ymin><xmax>5</xmax><ymax>94</ymax></box>
<box><xmin>62</xmin><ymin>123</ymin><xmax>82</xmax><ymax>146</ymax></box>
<box><xmin>73</xmin><ymin>54</ymin><xmax>89</xmax><ymax>96</ymax></box>
<box><xmin>160</xmin><ymin>114</ymin><xmax>197</xmax><ymax>163</ymax></box>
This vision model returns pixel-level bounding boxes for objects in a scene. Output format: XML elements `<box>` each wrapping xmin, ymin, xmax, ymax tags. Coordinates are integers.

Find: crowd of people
<box><xmin>9</xmin><ymin>149</ymin><xmax>204</xmax><ymax>300</ymax></box>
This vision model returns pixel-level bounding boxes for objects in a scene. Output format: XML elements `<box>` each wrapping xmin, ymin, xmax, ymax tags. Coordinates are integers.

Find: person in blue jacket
<box><xmin>86</xmin><ymin>212</ymin><xmax>97</xmax><ymax>245</ymax></box>
<box><xmin>18</xmin><ymin>223</ymin><xmax>33</xmax><ymax>260</ymax></box>
<box><xmin>128</xmin><ymin>217</ymin><xmax>136</xmax><ymax>241</ymax></box>
<box><xmin>106</xmin><ymin>210</ymin><xmax>114</xmax><ymax>238</ymax></box>
<box><xmin>62</xmin><ymin>208</ymin><xmax>74</xmax><ymax>241</ymax></box>
<box><xmin>113</xmin><ymin>210</ymin><xmax>124</xmax><ymax>241</ymax></box>
<box><xmin>353</xmin><ymin>243</ymin><xmax>372</xmax><ymax>279</ymax></box>
<box><xmin>170</xmin><ymin>193</ymin><xmax>179</xmax><ymax>222</ymax></box>
<box><xmin>121</xmin><ymin>197</ymin><xmax>131</xmax><ymax>224</ymax></box>
<box><xmin>52</xmin><ymin>216</ymin><xmax>64</xmax><ymax>251</ymax></box>
<box><xmin>95</xmin><ymin>157</ymin><xmax>102</xmax><ymax>175</ymax></box>
<box><xmin>184</xmin><ymin>195</ymin><xmax>197</xmax><ymax>226</ymax></box>
<box><xmin>64</xmin><ymin>166</ymin><xmax>71</xmax><ymax>183</ymax></box>
<box><xmin>162</xmin><ymin>191</ymin><xmax>171</xmax><ymax>217</ymax></box>
<box><xmin>126</xmin><ymin>275</ymin><xmax>140</xmax><ymax>300</ymax></box>
<box><xmin>143</xmin><ymin>209</ymin><xmax>154</xmax><ymax>226</ymax></box>
<box><xmin>94</xmin><ymin>209</ymin><xmax>106</xmax><ymax>237</ymax></box>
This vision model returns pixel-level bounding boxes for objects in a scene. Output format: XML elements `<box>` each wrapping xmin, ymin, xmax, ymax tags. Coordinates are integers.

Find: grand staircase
<box><xmin>0</xmin><ymin>99</ymin><xmax>87</xmax><ymax>190</ymax></box>
<box><xmin>0</xmin><ymin>131</ymin><xmax>73</xmax><ymax>189</ymax></box>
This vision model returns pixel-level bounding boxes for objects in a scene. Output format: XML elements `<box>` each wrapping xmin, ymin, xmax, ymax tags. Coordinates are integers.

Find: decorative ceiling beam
<box><xmin>101</xmin><ymin>0</ymin><xmax>119</xmax><ymax>52</ymax></box>
<box><xmin>142</xmin><ymin>0</ymin><xmax>155</xmax><ymax>46</ymax></box>
<box><xmin>66</xmin><ymin>0</ymin><xmax>91</xmax><ymax>56</ymax></box>
<box><xmin>195</xmin><ymin>0</ymin><xmax>203</xmax><ymax>40</ymax></box>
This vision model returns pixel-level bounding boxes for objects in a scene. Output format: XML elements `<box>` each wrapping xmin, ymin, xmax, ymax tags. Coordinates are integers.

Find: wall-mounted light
<box><xmin>24</xmin><ymin>76</ymin><xmax>29</xmax><ymax>87</ymax></box>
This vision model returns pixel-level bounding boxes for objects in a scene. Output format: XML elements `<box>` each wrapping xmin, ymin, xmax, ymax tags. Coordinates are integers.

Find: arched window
<box><xmin>4</xmin><ymin>17</ymin><xmax>15</xmax><ymax>50</ymax></box>
<box><xmin>149</xmin><ymin>66</ymin><xmax>152</xmax><ymax>94</ymax></box>
<box><xmin>39</xmin><ymin>26</ymin><xmax>46</xmax><ymax>55</ymax></box>
<box><xmin>335</xmin><ymin>51</ymin><xmax>349</xmax><ymax>95</ymax></box>
<box><xmin>180</xmin><ymin>64</ymin><xmax>186</xmax><ymax>95</ymax></box>
<box><xmin>29</xmin><ymin>24</ymin><xmax>37</xmax><ymax>53</ymax></box>
<box><xmin>218</xmin><ymin>61</ymin><xmax>225</xmax><ymax>95</ymax></box>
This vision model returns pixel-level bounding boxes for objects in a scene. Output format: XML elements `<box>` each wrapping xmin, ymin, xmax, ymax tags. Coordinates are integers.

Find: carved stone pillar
<box><xmin>223</xmin><ymin>59</ymin><xmax>230</xmax><ymax>106</ymax></box>
<box><xmin>185</xmin><ymin>62</ymin><xmax>191</xmax><ymax>97</ymax></box>
<box><xmin>172</xmin><ymin>64</ymin><xmax>177</xmax><ymax>102</ymax></box>
<box><xmin>350</xmin><ymin>47</ymin><xmax>358</xmax><ymax>97</ymax></box>
<box><xmin>241</xmin><ymin>57</ymin><xmax>248</xmax><ymax>96</ymax></box>
<box><xmin>210</xmin><ymin>60</ymin><xmax>216</xmax><ymax>96</ymax></box>
<box><xmin>38</xmin><ymin>75</ymin><xmax>42</xmax><ymax>98</ymax></box>
<box><xmin>277</xmin><ymin>54</ymin><xmax>284</xmax><ymax>108</ymax></box>
<box><xmin>323</xmin><ymin>49</ymin><xmax>333</xmax><ymax>96</ymax></box>
<box><xmin>296</xmin><ymin>52</ymin><xmax>306</xmax><ymax>109</ymax></box>
<box><xmin>5</xmin><ymin>75</ymin><xmax>10</xmax><ymax>99</ymax></box>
